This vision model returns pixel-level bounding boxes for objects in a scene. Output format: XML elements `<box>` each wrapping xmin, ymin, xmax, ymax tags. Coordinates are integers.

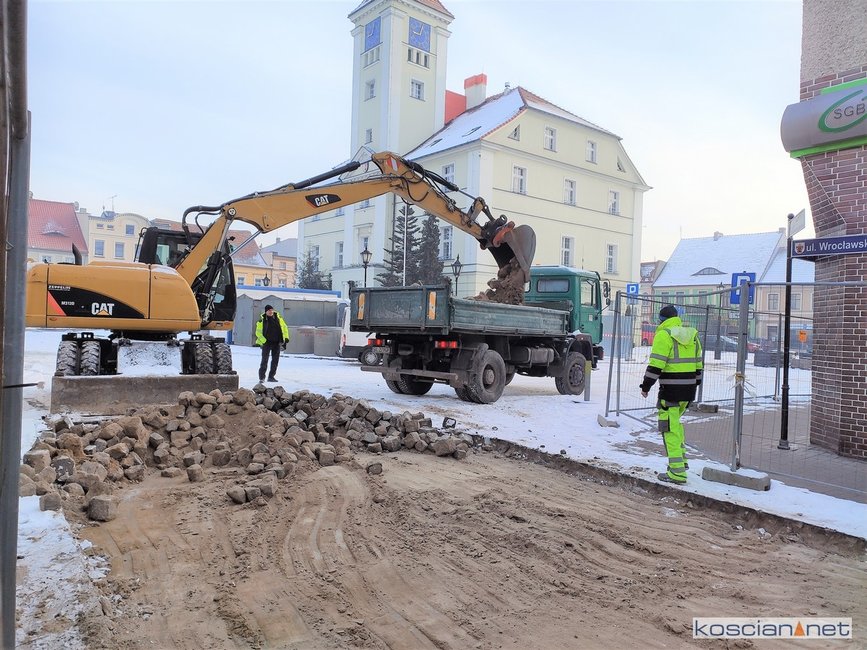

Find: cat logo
<box><xmin>305</xmin><ymin>193</ymin><xmax>341</xmax><ymax>208</ymax></box>
<box><xmin>91</xmin><ymin>302</ymin><xmax>115</xmax><ymax>316</ymax></box>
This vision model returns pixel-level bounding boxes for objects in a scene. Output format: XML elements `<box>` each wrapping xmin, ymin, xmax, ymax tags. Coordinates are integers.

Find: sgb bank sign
<box><xmin>781</xmin><ymin>83</ymin><xmax>867</xmax><ymax>157</ymax></box>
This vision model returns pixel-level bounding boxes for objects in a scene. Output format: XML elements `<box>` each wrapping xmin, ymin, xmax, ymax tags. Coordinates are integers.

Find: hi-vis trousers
<box><xmin>657</xmin><ymin>399</ymin><xmax>689</xmax><ymax>483</ymax></box>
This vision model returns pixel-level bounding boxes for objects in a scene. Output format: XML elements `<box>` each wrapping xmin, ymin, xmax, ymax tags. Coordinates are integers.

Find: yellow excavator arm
<box><xmin>176</xmin><ymin>151</ymin><xmax>536</xmax><ymax>286</ymax></box>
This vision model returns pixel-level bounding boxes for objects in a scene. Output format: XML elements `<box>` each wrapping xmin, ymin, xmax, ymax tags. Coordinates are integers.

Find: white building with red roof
<box><xmin>27</xmin><ymin>198</ymin><xmax>89</xmax><ymax>264</ymax></box>
<box><xmin>300</xmin><ymin>0</ymin><xmax>648</xmax><ymax>297</ymax></box>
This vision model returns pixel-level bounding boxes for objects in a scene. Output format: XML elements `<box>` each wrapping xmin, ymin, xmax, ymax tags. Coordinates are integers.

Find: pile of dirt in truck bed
<box><xmin>16</xmin><ymin>384</ymin><xmax>867</xmax><ymax>649</ymax></box>
<box><xmin>469</xmin><ymin>258</ymin><xmax>526</xmax><ymax>305</ymax></box>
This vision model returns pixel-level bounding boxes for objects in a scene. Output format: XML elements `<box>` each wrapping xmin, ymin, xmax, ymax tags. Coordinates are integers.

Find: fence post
<box><xmin>699</xmin><ymin>304</ymin><xmax>710</xmax><ymax>403</ymax></box>
<box><xmin>604</xmin><ymin>291</ymin><xmax>621</xmax><ymax>417</ymax></box>
<box><xmin>730</xmin><ymin>285</ymin><xmax>751</xmax><ymax>471</ymax></box>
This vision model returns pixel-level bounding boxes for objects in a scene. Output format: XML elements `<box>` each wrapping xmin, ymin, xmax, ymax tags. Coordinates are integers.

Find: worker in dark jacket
<box><xmin>640</xmin><ymin>304</ymin><xmax>703</xmax><ymax>484</ymax></box>
<box><xmin>255</xmin><ymin>304</ymin><xmax>289</xmax><ymax>382</ymax></box>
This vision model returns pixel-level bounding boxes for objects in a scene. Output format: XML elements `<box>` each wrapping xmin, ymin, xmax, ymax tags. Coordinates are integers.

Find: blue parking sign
<box><xmin>626</xmin><ymin>283</ymin><xmax>639</xmax><ymax>295</ymax></box>
<box><xmin>730</xmin><ymin>272</ymin><xmax>755</xmax><ymax>305</ymax></box>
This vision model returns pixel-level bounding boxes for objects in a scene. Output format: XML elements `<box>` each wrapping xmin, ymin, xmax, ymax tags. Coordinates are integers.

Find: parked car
<box><xmin>702</xmin><ymin>334</ymin><xmax>739</xmax><ymax>353</ymax></box>
<box><xmin>746</xmin><ymin>339</ymin><xmax>760</xmax><ymax>353</ymax></box>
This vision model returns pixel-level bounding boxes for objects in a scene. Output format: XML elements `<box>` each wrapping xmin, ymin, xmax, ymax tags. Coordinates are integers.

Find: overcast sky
<box><xmin>29</xmin><ymin>0</ymin><xmax>812</xmax><ymax>263</ymax></box>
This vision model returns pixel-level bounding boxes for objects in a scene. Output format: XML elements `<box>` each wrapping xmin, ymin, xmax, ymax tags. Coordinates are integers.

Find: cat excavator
<box><xmin>26</xmin><ymin>151</ymin><xmax>537</xmax><ymax>377</ymax></box>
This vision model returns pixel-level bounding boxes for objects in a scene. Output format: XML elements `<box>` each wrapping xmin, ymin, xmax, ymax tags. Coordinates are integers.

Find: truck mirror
<box><xmin>602</xmin><ymin>281</ymin><xmax>610</xmax><ymax>298</ymax></box>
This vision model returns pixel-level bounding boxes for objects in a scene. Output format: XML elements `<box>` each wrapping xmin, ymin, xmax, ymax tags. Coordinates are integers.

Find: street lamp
<box><xmin>451</xmin><ymin>255</ymin><xmax>462</xmax><ymax>296</ymax></box>
<box><xmin>262</xmin><ymin>275</ymin><xmax>270</xmax><ymax>287</ymax></box>
<box><xmin>361</xmin><ymin>247</ymin><xmax>372</xmax><ymax>287</ymax></box>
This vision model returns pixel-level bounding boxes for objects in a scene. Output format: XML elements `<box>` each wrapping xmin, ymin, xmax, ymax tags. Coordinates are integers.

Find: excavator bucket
<box><xmin>489</xmin><ymin>223</ymin><xmax>537</xmax><ymax>283</ymax></box>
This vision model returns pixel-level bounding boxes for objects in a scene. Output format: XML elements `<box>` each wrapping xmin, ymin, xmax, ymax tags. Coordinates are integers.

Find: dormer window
<box><xmin>693</xmin><ymin>267</ymin><xmax>724</xmax><ymax>276</ymax></box>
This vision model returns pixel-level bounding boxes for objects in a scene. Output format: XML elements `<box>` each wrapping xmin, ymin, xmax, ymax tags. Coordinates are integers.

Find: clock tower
<box><xmin>304</xmin><ymin>0</ymin><xmax>453</xmax><ymax>291</ymax></box>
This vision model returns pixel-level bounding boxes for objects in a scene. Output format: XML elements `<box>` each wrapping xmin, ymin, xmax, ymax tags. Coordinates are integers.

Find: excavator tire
<box><xmin>213</xmin><ymin>342</ymin><xmax>233</xmax><ymax>374</ymax></box>
<box><xmin>56</xmin><ymin>341</ymin><xmax>79</xmax><ymax>377</ymax></box>
<box><xmin>555</xmin><ymin>352</ymin><xmax>587</xmax><ymax>396</ymax></box>
<box><xmin>79</xmin><ymin>341</ymin><xmax>101</xmax><ymax>376</ymax></box>
<box><xmin>465</xmin><ymin>349</ymin><xmax>506</xmax><ymax>404</ymax></box>
<box><xmin>396</xmin><ymin>375</ymin><xmax>434</xmax><ymax>396</ymax></box>
<box><xmin>384</xmin><ymin>378</ymin><xmax>405</xmax><ymax>394</ymax></box>
<box><xmin>194</xmin><ymin>342</ymin><xmax>215</xmax><ymax>375</ymax></box>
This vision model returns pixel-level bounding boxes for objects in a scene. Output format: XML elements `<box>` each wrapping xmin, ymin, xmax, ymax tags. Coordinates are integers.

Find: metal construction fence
<box><xmin>603</xmin><ymin>282</ymin><xmax>866</xmax><ymax>503</ymax></box>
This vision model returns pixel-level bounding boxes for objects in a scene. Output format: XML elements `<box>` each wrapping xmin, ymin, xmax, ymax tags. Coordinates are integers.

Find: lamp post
<box><xmin>262</xmin><ymin>275</ymin><xmax>270</xmax><ymax>287</ymax></box>
<box><xmin>361</xmin><ymin>247</ymin><xmax>372</xmax><ymax>288</ymax></box>
<box><xmin>451</xmin><ymin>255</ymin><xmax>462</xmax><ymax>296</ymax></box>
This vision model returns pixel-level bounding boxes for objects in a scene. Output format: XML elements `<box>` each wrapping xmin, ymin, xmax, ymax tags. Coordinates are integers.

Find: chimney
<box><xmin>464</xmin><ymin>73</ymin><xmax>487</xmax><ymax>109</ymax></box>
<box><xmin>276</xmin><ymin>237</ymin><xmax>281</xmax><ymax>243</ymax></box>
<box><xmin>713</xmin><ymin>231</ymin><xmax>724</xmax><ymax>240</ymax></box>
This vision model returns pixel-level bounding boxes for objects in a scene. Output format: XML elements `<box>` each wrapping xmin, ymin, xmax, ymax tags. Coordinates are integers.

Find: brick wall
<box><xmin>799</xmin><ymin>67</ymin><xmax>867</xmax><ymax>459</ymax></box>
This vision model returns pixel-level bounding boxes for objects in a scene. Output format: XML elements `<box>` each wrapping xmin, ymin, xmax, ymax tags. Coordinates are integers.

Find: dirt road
<box><xmin>52</xmin><ymin>448</ymin><xmax>864</xmax><ymax>649</ymax></box>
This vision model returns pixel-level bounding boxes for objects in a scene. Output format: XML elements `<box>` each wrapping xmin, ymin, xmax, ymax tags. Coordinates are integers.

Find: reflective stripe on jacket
<box><xmin>640</xmin><ymin>316</ymin><xmax>703</xmax><ymax>401</ymax></box>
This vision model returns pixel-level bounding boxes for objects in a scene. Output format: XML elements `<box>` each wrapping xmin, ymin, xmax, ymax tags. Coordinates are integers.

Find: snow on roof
<box><xmin>406</xmin><ymin>87</ymin><xmax>617</xmax><ymax>159</ymax></box>
<box><xmin>763</xmin><ymin>247</ymin><xmax>815</xmax><ymax>283</ymax></box>
<box><xmin>260</xmin><ymin>238</ymin><xmax>298</xmax><ymax>258</ymax></box>
<box><xmin>350</xmin><ymin>0</ymin><xmax>454</xmax><ymax>19</ymax></box>
<box><xmin>654</xmin><ymin>231</ymin><xmax>784</xmax><ymax>288</ymax></box>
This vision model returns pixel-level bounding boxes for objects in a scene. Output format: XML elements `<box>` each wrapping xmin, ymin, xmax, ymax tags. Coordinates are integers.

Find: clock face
<box><xmin>408</xmin><ymin>17</ymin><xmax>431</xmax><ymax>52</ymax></box>
<box><xmin>364</xmin><ymin>17</ymin><xmax>381</xmax><ymax>52</ymax></box>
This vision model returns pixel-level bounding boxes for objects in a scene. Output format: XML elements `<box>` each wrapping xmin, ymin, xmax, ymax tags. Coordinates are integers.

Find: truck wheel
<box><xmin>385</xmin><ymin>378</ymin><xmax>405</xmax><ymax>394</ymax></box>
<box><xmin>466</xmin><ymin>350</ymin><xmax>506</xmax><ymax>404</ymax></box>
<box><xmin>555</xmin><ymin>352</ymin><xmax>587</xmax><ymax>395</ymax></box>
<box><xmin>397</xmin><ymin>375</ymin><xmax>434</xmax><ymax>396</ymax></box>
<box><xmin>194</xmin><ymin>342</ymin><xmax>215</xmax><ymax>374</ymax></box>
<box><xmin>454</xmin><ymin>385</ymin><xmax>473</xmax><ymax>401</ymax></box>
<box><xmin>214</xmin><ymin>342</ymin><xmax>233</xmax><ymax>374</ymax></box>
<box><xmin>504</xmin><ymin>371</ymin><xmax>516</xmax><ymax>386</ymax></box>
<box><xmin>79</xmin><ymin>341</ymin><xmax>101</xmax><ymax>376</ymax></box>
<box><xmin>56</xmin><ymin>341</ymin><xmax>79</xmax><ymax>376</ymax></box>
<box><xmin>358</xmin><ymin>345</ymin><xmax>382</xmax><ymax>366</ymax></box>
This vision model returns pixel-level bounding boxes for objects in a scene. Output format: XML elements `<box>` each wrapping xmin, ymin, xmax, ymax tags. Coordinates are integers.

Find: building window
<box><xmin>254</xmin><ymin>278</ymin><xmax>262</xmax><ymax>286</ymax></box>
<box><xmin>512</xmin><ymin>165</ymin><xmax>527</xmax><ymax>194</ymax></box>
<box><xmin>360</xmin><ymin>235</ymin><xmax>370</xmax><ymax>255</ymax></box>
<box><xmin>237</xmin><ymin>275</ymin><xmax>245</xmax><ymax>285</ymax></box>
<box><xmin>617</xmin><ymin>157</ymin><xmax>626</xmax><ymax>172</ymax></box>
<box><xmin>407</xmin><ymin>47</ymin><xmax>430</xmax><ymax>68</ymax></box>
<box><xmin>791</xmin><ymin>292</ymin><xmax>801</xmax><ymax>310</ymax></box>
<box><xmin>363</xmin><ymin>46</ymin><xmax>380</xmax><ymax>67</ymax></box>
<box><xmin>608</xmin><ymin>190</ymin><xmax>620</xmax><ymax>215</ymax></box>
<box><xmin>280</xmin><ymin>261</ymin><xmax>287</xmax><ymax>270</ymax></box>
<box><xmin>359</xmin><ymin>199</ymin><xmax>371</xmax><ymax>209</ymax></box>
<box><xmin>586</xmin><ymin>140</ymin><xmax>597</xmax><ymax>163</ymax></box>
<box><xmin>96</xmin><ymin>223</ymin><xmax>104</xmax><ymax>229</ymax></box>
<box><xmin>365</xmin><ymin>80</ymin><xmax>375</xmax><ymax>100</ymax></box>
<box><xmin>278</xmin><ymin>278</ymin><xmax>287</xmax><ymax>288</ymax></box>
<box><xmin>365</xmin><ymin>128</ymin><xmax>373</xmax><ymax>144</ymax></box>
<box><xmin>442</xmin><ymin>163</ymin><xmax>455</xmax><ymax>185</ymax></box>
<box><xmin>768</xmin><ymin>293</ymin><xmax>780</xmax><ymax>311</ymax></box>
<box><xmin>564</xmin><ymin>179</ymin><xmax>576</xmax><ymax>205</ymax></box>
<box><xmin>94</xmin><ymin>240</ymin><xmax>105</xmax><ymax>257</ymax></box>
<box><xmin>336</xmin><ymin>241</ymin><xmax>344</xmax><ymax>268</ymax></box>
<box><xmin>440</xmin><ymin>226</ymin><xmax>453</xmax><ymax>260</ymax></box>
<box><xmin>605</xmin><ymin>244</ymin><xmax>618</xmax><ymax>274</ymax></box>
<box><xmin>767</xmin><ymin>325</ymin><xmax>779</xmax><ymax>342</ymax></box>
<box><xmin>310</xmin><ymin>245</ymin><xmax>320</xmax><ymax>272</ymax></box>
<box><xmin>508</xmin><ymin>125</ymin><xmax>520</xmax><ymax>140</ymax></box>
<box><xmin>410</xmin><ymin>79</ymin><xmax>424</xmax><ymax>100</ymax></box>
<box><xmin>698</xmin><ymin>291</ymin><xmax>708</xmax><ymax>306</ymax></box>
<box><xmin>125</xmin><ymin>224</ymin><xmax>134</xmax><ymax>235</ymax></box>
<box><xmin>114</xmin><ymin>242</ymin><xmax>124</xmax><ymax>258</ymax></box>
<box><xmin>543</xmin><ymin>127</ymin><xmax>557</xmax><ymax>151</ymax></box>
<box><xmin>561</xmin><ymin>236</ymin><xmax>573</xmax><ymax>267</ymax></box>
<box><xmin>107</xmin><ymin>224</ymin><xmax>114</xmax><ymax>230</ymax></box>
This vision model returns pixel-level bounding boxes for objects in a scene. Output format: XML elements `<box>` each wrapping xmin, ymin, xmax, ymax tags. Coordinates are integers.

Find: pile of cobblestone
<box><xmin>20</xmin><ymin>383</ymin><xmax>480</xmax><ymax>521</ymax></box>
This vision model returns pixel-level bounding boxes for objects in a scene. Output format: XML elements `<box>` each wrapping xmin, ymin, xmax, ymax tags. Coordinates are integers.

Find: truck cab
<box><xmin>524</xmin><ymin>266</ymin><xmax>606</xmax><ymax>354</ymax></box>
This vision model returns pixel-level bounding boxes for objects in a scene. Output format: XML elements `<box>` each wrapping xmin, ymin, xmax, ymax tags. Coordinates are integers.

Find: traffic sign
<box><xmin>792</xmin><ymin>233</ymin><xmax>867</xmax><ymax>259</ymax></box>
<box><xmin>626</xmin><ymin>283</ymin><xmax>639</xmax><ymax>295</ymax></box>
<box><xmin>730</xmin><ymin>272</ymin><xmax>755</xmax><ymax>305</ymax></box>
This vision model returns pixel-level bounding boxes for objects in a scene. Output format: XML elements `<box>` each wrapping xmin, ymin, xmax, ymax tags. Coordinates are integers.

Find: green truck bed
<box><xmin>351</xmin><ymin>286</ymin><xmax>568</xmax><ymax>336</ymax></box>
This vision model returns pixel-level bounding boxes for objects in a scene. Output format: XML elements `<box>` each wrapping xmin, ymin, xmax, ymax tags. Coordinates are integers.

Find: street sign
<box><xmin>788</xmin><ymin>209</ymin><xmax>806</xmax><ymax>238</ymax></box>
<box><xmin>798</xmin><ymin>330</ymin><xmax>807</xmax><ymax>343</ymax></box>
<box><xmin>792</xmin><ymin>234</ymin><xmax>867</xmax><ymax>259</ymax></box>
<box><xmin>626</xmin><ymin>283</ymin><xmax>639</xmax><ymax>295</ymax></box>
<box><xmin>730</xmin><ymin>272</ymin><xmax>756</xmax><ymax>305</ymax></box>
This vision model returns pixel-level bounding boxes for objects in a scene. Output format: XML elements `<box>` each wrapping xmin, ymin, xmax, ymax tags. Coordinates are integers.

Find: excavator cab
<box><xmin>134</xmin><ymin>226</ymin><xmax>237</xmax><ymax>325</ymax></box>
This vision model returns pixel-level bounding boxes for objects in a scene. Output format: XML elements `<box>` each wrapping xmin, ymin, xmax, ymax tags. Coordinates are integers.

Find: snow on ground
<box><xmin>14</xmin><ymin>328</ymin><xmax>867</xmax><ymax>645</ymax></box>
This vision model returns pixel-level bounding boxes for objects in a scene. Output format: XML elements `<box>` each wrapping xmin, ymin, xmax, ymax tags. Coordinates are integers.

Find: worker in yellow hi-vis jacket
<box><xmin>640</xmin><ymin>304</ymin><xmax>703</xmax><ymax>484</ymax></box>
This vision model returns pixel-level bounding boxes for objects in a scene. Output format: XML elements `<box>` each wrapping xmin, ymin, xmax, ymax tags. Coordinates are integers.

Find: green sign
<box><xmin>781</xmin><ymin>80</ymin><xmax>867</xmax><ymax>158</ymax></box>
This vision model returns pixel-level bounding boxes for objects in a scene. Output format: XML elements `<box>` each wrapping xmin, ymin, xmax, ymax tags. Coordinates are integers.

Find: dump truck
<box><xmin>350</xmin><ymin>266</ymin><xmax>608</xmax><ymax>403</ymax></box>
